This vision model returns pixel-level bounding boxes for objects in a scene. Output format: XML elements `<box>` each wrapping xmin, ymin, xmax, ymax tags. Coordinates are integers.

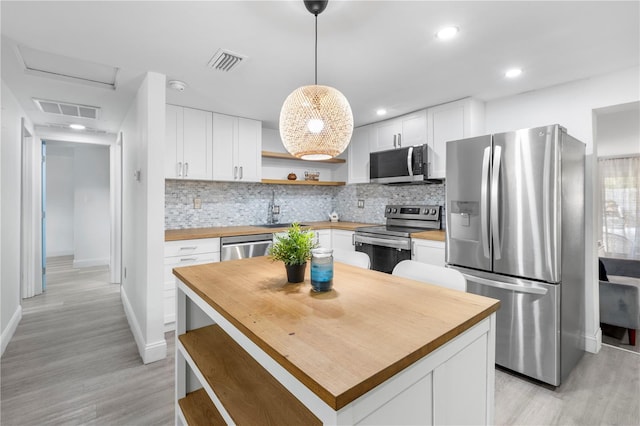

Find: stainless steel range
<box><xmin>355</xmin><ymin>205</ymin><xmax>441</xmax><ymax>273</ymax></box>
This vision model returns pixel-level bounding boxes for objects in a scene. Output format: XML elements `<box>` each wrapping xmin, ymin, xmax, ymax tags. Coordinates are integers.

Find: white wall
<box><xmin>596</xmin><ymin>103</ymin><xmax>640</xmax><ymax>157</ymax></box>
<box><xmin>120</xmin><ymin>72</ymin><xmax>167</xmax><ymax>364</ymax></box>
<box><xmin>46</xmin><ymin>146</ymin><xmax>75</xmax><ymax>257</ymax></box>
<box><xmin>73</xmin><ymin>145</ymin><xmax>110</xmax><ymax>268</ymax></box>
<box><xmin>1</xmin><ymin>81</ymin><xmax>35</xmax><ymax>354</ymax></box>
<box><xmin>484</xmin><ymin>66</ymin><xmax>640</xmax><ymax>353</ymax></box>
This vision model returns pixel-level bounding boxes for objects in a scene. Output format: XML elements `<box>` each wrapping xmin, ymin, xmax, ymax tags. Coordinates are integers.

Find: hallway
<box><xmin>0</xmin><ymin>257</ymin><xmax>174</xmax><ymax>425</ymax></box>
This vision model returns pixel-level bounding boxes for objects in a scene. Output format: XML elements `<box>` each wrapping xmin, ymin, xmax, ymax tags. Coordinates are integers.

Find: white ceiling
<box><xmin>2</xmin><ymin>1</ymin><xmax>638</xmax><ymax>141</ymax></box>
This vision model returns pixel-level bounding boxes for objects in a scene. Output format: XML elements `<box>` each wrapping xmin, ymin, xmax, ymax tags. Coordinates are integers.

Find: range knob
<box><xmin>392</xmin><ymin>208</ymin><xmax>398</xmax><ymax>213</ymax></box>
<box><xmin>431</xmin><ymin>208</ymin><xmax>437</xmax><ymax>215</ymax></box>
<box><xmin>386</xmin><ymin>207</ymin><xmax>392</xmax><ymax>213</ymax></box>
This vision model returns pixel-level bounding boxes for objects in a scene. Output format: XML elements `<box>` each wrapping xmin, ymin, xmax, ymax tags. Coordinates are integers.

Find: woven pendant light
<box><xmin>279</xmin><ymin>0</ymin><xmax>353</xmax><ymax>161</ymax></box>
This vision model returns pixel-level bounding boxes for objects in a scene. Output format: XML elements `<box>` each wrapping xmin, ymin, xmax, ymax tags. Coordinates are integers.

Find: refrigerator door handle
<box><xmin>491</xmin><ymin>145</ymin><xmax>502</xmax><ymax>260</ymax></box>
<box><xmin>481</xmin><ymin>146</ymin><xmax>491</xmax><ymax>259</ymax></box>
<box><xmin>461</xmin><ymin>273</ymin><xmax>548</xmax><ymax>295</ymax></box>
<box><xmin>407</xmin><ymin>146</ymin><xmax>414</xmax><ymax>177</ymax></box>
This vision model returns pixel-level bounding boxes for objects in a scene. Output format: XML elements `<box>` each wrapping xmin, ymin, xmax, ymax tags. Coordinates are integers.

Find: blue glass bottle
<box><xmin>310</xmin><ymin>248</ymin><xmax>333</xmax><ymax>292</ymax></box>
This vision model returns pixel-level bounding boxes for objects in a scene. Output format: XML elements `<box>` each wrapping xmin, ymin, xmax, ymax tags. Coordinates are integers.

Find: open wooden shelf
<box><xmin>261</xmin><ymin>179</ymin><xmax>345</xmax><ymax>186</ymax></box>
<box><xmin>262</xmin><ymin>150</ymin><xmax>346</xmax><ymax>164</ymax></box>
<box><xmin>178</xmin><ymin>388</ymin><xmax>225</xmax><ymax>425</ymax></box>
<box><xmin>179</xmin><ymin>325</ymin><xmax>321</xmax><ymax>425</ymax></box>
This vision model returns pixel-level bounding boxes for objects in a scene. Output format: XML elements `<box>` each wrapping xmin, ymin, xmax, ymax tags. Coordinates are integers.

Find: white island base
<box><xmin>173</xmin><ymin>258</ymin><xmax>498</xmax><ymax>425</ymax></box>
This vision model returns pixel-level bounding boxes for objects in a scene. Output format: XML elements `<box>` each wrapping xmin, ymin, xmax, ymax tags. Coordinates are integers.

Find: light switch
<box><xmin>194</xmin><ymin>198</ymin><xmax>202</xmax><ymax>209</ymax></box>
<box><xmin>358</xmin><ymin>199</ymin><xmax>365</xmax><ymax>208</ymax></box>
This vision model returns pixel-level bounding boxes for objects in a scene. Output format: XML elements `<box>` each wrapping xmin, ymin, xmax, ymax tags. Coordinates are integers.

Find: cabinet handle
<box><xmin>397</xmin><ymin>133</ymin><xmax>402</xmax><ymax>147</ymax></box>
<box><xmin>180</xmin><ymin>257</ymin><xmax>197</xmax><ymax>262</ymax></box>
<box><xmin>177</xmin><ymin>162</ymin><xmax>182</xmax><ymax>177</ymax></box>
<box><xmin>393</xmin><ymin>134</ymin><xmax>397</xmax><ymax>148</ymax></box>
<box><xmin>411</xmin><ymin>241</ymin><xmax>415</xmax><ymax>258</ymax></box>
<box><xmin>234</xmin><ymin>166</ymin><xmax>238</xmax><ymax>179</ymax></box>
<box><xmin>239</xmin><ymin>166</ymin><xmax>243</xmax><ymax>179</ymax></box>
<box><xmin>352</xmin><ymin>233</ymin><xmax>355</xmax><ymax>246</ymax></box>
<box><xmin>184</xmin><ymin>162</ymin><xmax>189</xmax><ymax>177</ymax></box>
<box><xmin>179</xmin><ymin>246</ymin><xmax>197</xmax><ymax>250</ymax></box>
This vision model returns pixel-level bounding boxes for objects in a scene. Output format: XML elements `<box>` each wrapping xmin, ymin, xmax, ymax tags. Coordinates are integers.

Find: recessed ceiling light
<box><xmin>435</xmin><ymin>26</ymin><xmax>459</xmax><ymax>40</ymax></box>
<box><xmin>376</xmin><ymin>108</ymin><xmax>387</xmax><ymax>116</ymax></box>
<box><xmin>69</xmin><ymin>123</ymin><xmax>85</xmax><ymax>130</ymax></box>
<box><xmin>505</xmin><ymin>68</ymin><xmax>523</xmax><ymax>78</ymax></box>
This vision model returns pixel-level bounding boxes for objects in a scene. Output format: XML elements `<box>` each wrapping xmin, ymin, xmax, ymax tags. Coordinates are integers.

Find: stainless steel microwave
<box><xmin>369</xmin><ymin>144</ymin><xmax>431</xmax><ymax>184</ymax></box>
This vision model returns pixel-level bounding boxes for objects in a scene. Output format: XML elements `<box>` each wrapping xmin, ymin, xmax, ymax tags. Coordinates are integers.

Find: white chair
<box><xmin>333</xmin><ymin>248</ymin><xmax>371</xmax><ymax>269</ymax></box>
<box><xmin>392</xmin><ymin>260</ymin><xmax>466</xmax><ymax>291</ymax></box>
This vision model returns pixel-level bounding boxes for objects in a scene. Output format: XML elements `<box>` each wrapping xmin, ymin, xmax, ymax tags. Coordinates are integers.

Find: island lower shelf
<box><xmin>177</xmin><ymin>324</ymin><xmax>320</xmax><ymax>425</ymax></box>
<box><xmin>174</xmin><ymin>257</ymin><xmax>499</xmax><ymax>425</ymax></box>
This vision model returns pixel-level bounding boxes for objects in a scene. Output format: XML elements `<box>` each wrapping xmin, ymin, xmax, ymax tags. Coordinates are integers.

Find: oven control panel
<box><xmin>384</xmin><ymin>205</ymin><xmax>441</xmax><ymax>221</ymax></box>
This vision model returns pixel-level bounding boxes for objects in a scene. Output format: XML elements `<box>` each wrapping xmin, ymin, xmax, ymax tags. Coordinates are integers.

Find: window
<box><xmin>599</xmin><ymin>156</ymin><xmax>640</xmax><ymax>259</ymax></box>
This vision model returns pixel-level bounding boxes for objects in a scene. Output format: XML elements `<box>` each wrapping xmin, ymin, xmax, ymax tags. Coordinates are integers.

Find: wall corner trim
<box><xmin>121</xmin><ymin>289</ymin><xmax>167</xmax><ymax>364</ymax></box>
<box><xmin>1</xmin><ymin>305</ymin><xmax>23</xmax><ymax>356</ymax></box>
<box><xmin>585</xmin><ymin>327</ymin><xmax>602</xmax><ymax>354</ymax></box>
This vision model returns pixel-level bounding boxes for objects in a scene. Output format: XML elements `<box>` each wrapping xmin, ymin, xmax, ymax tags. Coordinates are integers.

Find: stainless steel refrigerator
<box><xmin>446</xmin><ymin>124</ymin><xmax>585</xmax><ymax>386</ymax></box>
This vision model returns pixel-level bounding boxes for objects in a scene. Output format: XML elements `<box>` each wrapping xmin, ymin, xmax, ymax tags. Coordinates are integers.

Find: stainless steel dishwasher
<box><xmin>220</xmin><ymin>234</ymin><xmax>273</xmax><ymax>261</ymax></box>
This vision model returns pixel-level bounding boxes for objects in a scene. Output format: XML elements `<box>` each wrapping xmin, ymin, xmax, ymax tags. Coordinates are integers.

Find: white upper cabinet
<box><xmin>165</xmin><ymin>105</ymin><xmax>213</xmax><ymax>180</ymax></box>
<box><xmin>212</xmin><ymin>113</ymin><xmax>262</xmax><ymax>182</ymax></box>
<box><xmin>370</xmin><ymin>110</ymin><xmax>427</xmax><ymax>152</ymax></box>
<box><xmin>426</xmin><ymin>98</ymin><xmax>485</xmax><ymax>179</ymax></box>
<box><xmin>236</xmin><ymin>117</ymin><xmax>262</xmax><ymax>182</ymax></box>
<box><xmin>347</xmin><ymin>126</ymin><xmax>371</xmax><ymax>184</ymax></box>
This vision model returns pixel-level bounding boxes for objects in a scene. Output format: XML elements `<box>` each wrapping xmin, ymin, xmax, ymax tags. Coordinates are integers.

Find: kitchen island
<box><xmin>173</xmin><ymin>256</ymin><xmax>499</xmax><ymax>425</ymax></box>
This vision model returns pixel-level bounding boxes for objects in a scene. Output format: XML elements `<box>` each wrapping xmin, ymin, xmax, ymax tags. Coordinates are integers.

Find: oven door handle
<box><xmin>354</xmin><ymin>234</ymin><xmax>410</xmax><ymax>250</ymax></box>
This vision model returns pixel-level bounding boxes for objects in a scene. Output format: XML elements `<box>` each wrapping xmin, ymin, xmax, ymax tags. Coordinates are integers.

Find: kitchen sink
<box><xmin>258</xmin><ymin>223</ymin><xmax>308</xmax><ymax>228</ymax></box>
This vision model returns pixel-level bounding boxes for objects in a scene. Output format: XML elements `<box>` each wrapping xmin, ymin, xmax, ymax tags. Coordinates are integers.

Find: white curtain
<box><xmin>599</xmin><ymin>156</ymin><xmax>640</xmax><ymax>259</ymax></box>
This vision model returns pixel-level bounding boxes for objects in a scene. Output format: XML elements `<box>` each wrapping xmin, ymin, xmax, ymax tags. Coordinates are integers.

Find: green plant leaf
<box><xmin>268</xmin><ymin>223</ymin><xmax>317</xmax><ymax>266</ymax></box>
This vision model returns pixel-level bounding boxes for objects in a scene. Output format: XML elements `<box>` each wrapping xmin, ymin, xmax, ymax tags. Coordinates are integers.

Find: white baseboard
<box><xmin>164</xmin><ymin>321</ymin><xmax>176</xmax><ymax>333</ymax></box>
<box><xmin>121</xmin><ymin>289</ymin><xmax>167</xmax><ymax>364</ymax></box>
<box><xmin>73</xmin><ymin>257</ymin><xmax>109</xmax><ymax>268</ymax></box>
<box><xmin>1</xmin><ymin>305</ymin><xmax>22</xmax><ymax>356</ymax></box>
<box><xmin>585</xmin><ymin>327</ymin><xmax>602</xmax><ymax>354</ymax></box>
<box><xmin>46</xmin><ymin>250</ymin><xmax>74</xmax><ymax>258</ymax></box>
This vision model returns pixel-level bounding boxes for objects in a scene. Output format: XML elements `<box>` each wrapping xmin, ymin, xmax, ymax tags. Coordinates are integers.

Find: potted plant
<box><xmin>269</xmin><ymin>223</ymin><xmax>316</xmax><ymax>283</ymax></box>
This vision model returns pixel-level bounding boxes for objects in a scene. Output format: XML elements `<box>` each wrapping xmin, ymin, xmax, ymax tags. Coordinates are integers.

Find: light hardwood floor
<box><xmin>1</xmin><ymin>256</ymin><xmax>174</xmax><ymax>425</ymax></box>
<box><xmin>2</xmin><ymin>256</ymin><xmax>639</xmax><ymax>425</ymax></box>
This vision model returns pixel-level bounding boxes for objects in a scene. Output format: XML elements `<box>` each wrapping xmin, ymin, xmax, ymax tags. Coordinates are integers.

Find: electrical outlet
<box><xmin>273</xmin><ymin>205</ymin><xmax>280</xmax><ymax>214</ymax></box>
<box><xmin>358</xmin><ymin>199</ymin><xmax>365</xmax><ymax>208</ymax></box>
<box><xmin>194</xmin><ymin>198</ymin><xmax>202</xmax><ymax>209</ymax></box>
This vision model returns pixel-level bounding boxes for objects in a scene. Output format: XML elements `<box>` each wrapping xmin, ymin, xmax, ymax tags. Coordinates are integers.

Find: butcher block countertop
<box><xmin>165</xmin><ymin>221</ymin><xmax>375</xmax><ymax>241</ymax></box>
<box><xmin>410</xmin><ymin>229</ymin><xmax>446</xmax><ymax>241</ymax></box>
<box><xmin>174</xmin><ymin>256</ymin><xmax>499</xmax><ymax>410</ymax></box>
<box><xmin>166</xmin><ymin>221</ymin><xmax>447</xmax><ymax>242</ymax></box>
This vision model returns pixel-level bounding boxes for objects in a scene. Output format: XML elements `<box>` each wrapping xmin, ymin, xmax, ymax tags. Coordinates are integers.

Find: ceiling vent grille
<box><xmin>34</xmin><ymin>99</ymin><xmax>100</xmax><ymax>119</ymax></box>
<box><xmin>207</xmin><ymin>49</ymin><xmax>246</xmax><ymax>72</ymax></box>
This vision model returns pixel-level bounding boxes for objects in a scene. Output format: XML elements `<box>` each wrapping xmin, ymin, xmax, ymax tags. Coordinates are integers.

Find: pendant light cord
<box><xmin>314</xmin><ymin>13</ymin><xmax>318</xmax><ymax>85</ymax></box>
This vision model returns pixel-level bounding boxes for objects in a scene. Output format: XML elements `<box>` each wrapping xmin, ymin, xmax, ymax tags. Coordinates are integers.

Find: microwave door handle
<box><xmin>407</xmin><ymin>146</ymin><xmax>414</xmax><ymax>177</ymax></box>
<box><xmin>481</xmin><ymin>146</ymin><xmax>491</xmax><ymax>259</ymax></box>
<box><xmin>491</xmin><ymin>145</ymin><xmax>502</xmax><ymax>260</ymax></box>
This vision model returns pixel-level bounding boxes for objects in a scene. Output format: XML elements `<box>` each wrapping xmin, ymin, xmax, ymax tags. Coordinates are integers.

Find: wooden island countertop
<box><xmin>174</xmin><ymin>256</ymin><xmax>499</xmax><ymax>411</ymax></box>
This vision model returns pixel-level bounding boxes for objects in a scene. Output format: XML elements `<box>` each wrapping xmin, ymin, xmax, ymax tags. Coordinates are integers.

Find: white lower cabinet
<box><xmin>332</xmin><ymin>229</ymin><xmax>355</xmax><ymax>251</ymax></box>
<box><xmin>412</xmin><ymin>239</ymin><xmax>446</xmax><ymax>266</ymax></box>
<box><xmin>313</xmin><ymin>229</ymin><xmax>332</xmax><ymax>249</ymax></box>
<box><xmin>163</xmin><ymin>238</ymin><xmax>220</xmax><ymax>330</ymax></box>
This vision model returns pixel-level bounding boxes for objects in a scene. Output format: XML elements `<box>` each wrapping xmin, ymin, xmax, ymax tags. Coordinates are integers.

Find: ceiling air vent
<box><xmin>34</xmin><ymin>98</ymin><xmax>100</xmax><ymax>119</ymax></box>
<box><xmin>207</xmin><ymin>49</ymin><xmax>246</xmax><ymax>72</ymax></box>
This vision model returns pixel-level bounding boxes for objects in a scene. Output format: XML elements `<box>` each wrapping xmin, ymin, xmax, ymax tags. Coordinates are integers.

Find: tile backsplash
<box><xmin>165</xmin><ymin>180</ymin><xmax>446</xmax><ymax>229</ymax></box>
